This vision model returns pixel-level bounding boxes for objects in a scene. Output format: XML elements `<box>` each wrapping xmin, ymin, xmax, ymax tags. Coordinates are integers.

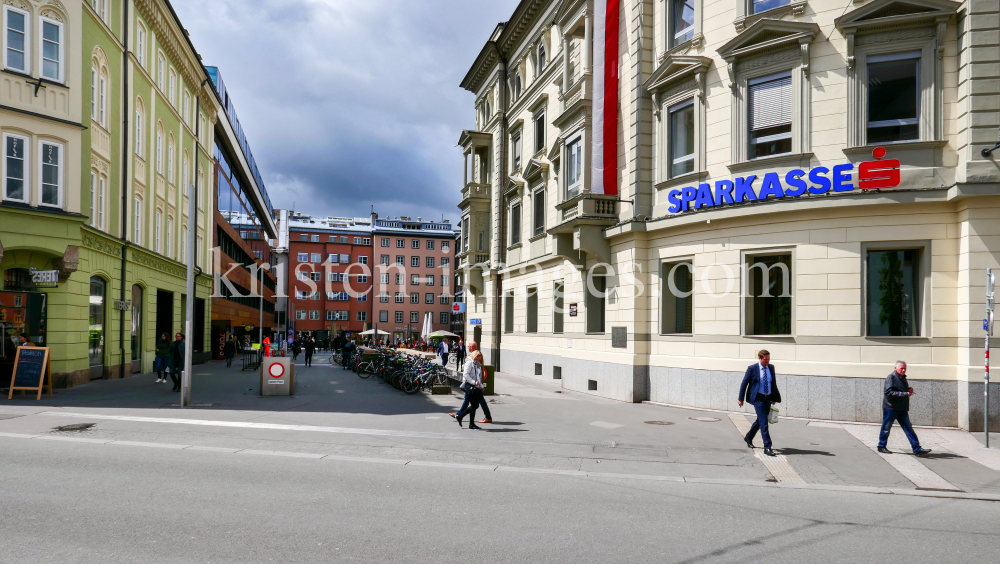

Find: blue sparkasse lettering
<box><xmin>694</xmin><ymin>183</ymin><xmax>715</xmax><ymax>209</ymax></box>
<box><xmin>734</xmin><ymin>175</ymin><xmax>757</xmax><ymax>202</ymax></box>
<box><xmin>667</xmin><ymin>189</ymin><xmax>683</xmax><ymax>213</ymax></box>
<box><xmin>680</xmin><ymin>186</ymin><xmax>697</xmax><ymax>211</ymax></box>
<box><xmin>808</xmin><ymin>167</ymin><xmax>831</xmax><ymax>194</ymax></box>
<box><xmin>757</xmin><ymin>172</ymin><xmax>785</xmax><ymax>200</ymax></box>
<box><xmin>832</xmin><ymin>163</ymin><xmax>854</xmax><ymax>192</ymax></box>
<box><xmin>784</xmin><ymin>169</ymin><xmax>808</xmax><ymax>197</ymax></box>
<box><xmin>715</xmin><ymin>180</ymin><xmax>735</xmax><ymax>205</ymax></box>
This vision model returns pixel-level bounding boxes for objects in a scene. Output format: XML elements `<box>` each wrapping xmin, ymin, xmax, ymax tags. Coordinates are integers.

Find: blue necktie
<box><xmin>761</xmin><ymin>366</ymin><xmax>771</xmax><ymax>396</ymax></box>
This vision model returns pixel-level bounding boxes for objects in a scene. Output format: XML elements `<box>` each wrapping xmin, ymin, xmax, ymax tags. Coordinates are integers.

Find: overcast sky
<box><xmin>172</xmin><ymin>0</ymin><xmax>518</xmax><ymax>226</ymax></box>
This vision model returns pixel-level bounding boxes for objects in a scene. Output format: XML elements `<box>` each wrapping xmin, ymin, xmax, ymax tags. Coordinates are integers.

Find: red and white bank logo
<box><xmin>859</xmin><ymin>146</ymin><xmax>901</xmax><ymax>190</ymax></box>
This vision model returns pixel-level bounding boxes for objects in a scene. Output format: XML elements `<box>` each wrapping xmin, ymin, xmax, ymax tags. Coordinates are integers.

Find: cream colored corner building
<box><xmin>457</xmin><ymin>0</ymin><xmax>1000</xmax><ymax>430</ymax></box>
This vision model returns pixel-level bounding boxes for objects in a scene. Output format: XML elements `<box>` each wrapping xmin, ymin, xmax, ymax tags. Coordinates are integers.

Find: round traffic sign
<box><xmin>268</xmin><ymin>363</ymin><xmax>285</xmax><ymax>378</ymax></box>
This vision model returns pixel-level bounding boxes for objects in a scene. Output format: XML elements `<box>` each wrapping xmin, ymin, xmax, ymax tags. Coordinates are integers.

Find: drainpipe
<box><xmin>118</xmin><ymin>0</ymin><xmax>132</xmax><ymax>381</ymax></box>
<box><xmin>491</xmin><ymin>41</ymin><xmax>508</xmax><ymax>372</ymax></box>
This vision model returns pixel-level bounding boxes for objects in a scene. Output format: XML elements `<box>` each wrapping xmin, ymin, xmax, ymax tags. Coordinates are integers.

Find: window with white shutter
<box><xmin>748</xmin><ymin>73</ymin><xmax>793</xmax><ymax>159</ymax></box>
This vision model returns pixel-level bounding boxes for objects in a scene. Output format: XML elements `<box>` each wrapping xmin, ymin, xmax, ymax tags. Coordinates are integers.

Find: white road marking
<box><xmin>727</xmin><ymin>414</ymin><xmax>806</xmax><ymax>484</ymax></box>
<box><xmin>838</xmin><ymin>423</ymin><xmax>961</xmax><ymax>491</ymax></box>
<box><xmin>590</xmin><ymin>421</ymin><xmax>624</xmax><ymax>429</ymax></box>
<box><xmin>2</xmin><ymin>432</ymin><xmax>999</xmax><ymax>501</ymax></box>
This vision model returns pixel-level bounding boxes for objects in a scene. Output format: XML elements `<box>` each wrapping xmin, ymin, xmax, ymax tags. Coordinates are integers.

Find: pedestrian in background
<box><xmin>223</xmin><ymin>336</ymin><xmax>237</xmax><ymax>368</ymax></box>
<box><xmin>169</xmin><ymin>333</ymin><xmax>185</xmax><ymax>393</ymax></box>
<box><xmin>304</xmin><ymin>337</ymin><xmax>315</xmax><ymax>367</ymax></box>
<box><xmin>738</xmin><ymin>349</ymin><xmax>781</xmax><ymax>457</ymax></box>
<box><xmin>155</xmin><ymin>333</ymin><xmax>171</xmax><ymax>383</ymax></box>
<box><xmin>878</xmin><ymin>361</ymin><xmax>932</xmax><ymax>455</ymax></box>
<box><xmin>453</xmin><ymin>341</ymin><xmax>484</xmax><ymax>430</ymax></box>
<box><xmin>455</xmin><ymin>338</ymin><xmax>466</xmax><ymax>371</ymax></box>
<box><xmin>439</xmin><ymin>338</ymin><xmax>450</xmax><ymax>367</ymax></box>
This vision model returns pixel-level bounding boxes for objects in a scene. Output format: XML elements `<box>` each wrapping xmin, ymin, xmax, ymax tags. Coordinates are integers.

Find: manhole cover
<box><xmin>54</xmin><ymin>423</ymin><xmax>95</xmax><ymax>432</ymax></box>
<box><xmin>644</xmin><ymin>421</ymin><xmax>674</xmax><ymax>425</ymax></box>
<box><xmin>688</xmin><ymin>417</ymin><xmax>720</xmax><ymax>422</ymax></box>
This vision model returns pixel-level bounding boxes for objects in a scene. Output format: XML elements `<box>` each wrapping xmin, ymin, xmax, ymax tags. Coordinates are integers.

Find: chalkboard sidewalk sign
<box><xmin>7</xmin><ymin>347</ymin><xmax>53</xmax><ymax>400</ymax></box>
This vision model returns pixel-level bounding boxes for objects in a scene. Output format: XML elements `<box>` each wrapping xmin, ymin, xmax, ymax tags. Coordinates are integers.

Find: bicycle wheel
<box><xmin>402</xmin><ymin>374</ymin><xmax>421</xmax><ymax>394</ymax></box>
<box><xmin>357</xmin><ymin>363</ymin><xmax>371</xmax><ymax>379</ymax></box>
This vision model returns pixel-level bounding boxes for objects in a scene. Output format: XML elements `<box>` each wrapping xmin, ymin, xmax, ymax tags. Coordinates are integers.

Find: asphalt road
<box><xmin>3</xmin><ymin>436</ymin><xmax>1000</xmax><ymax>564</ymax></box>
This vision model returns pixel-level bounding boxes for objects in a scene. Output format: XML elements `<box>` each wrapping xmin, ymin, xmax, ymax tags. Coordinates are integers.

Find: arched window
<box><xmin>182</xmin><ymin>151</ymin><xmax>189</xmax><ymax>193</ymax></box>
<box><xmin>538</xmin><ymin>43</ymin><xmax>547</xmax><ymax>71</ymax></box>
<box><xmin>155</xmin><ymin>123</ymin><xmax>163</xmax><ymax>174</ymax></box>
<box><xmin>134</xmin><ymin>97</ymin><xmax>144</xmax><ymax>157</ymax></box>
<box><xmin>167</xmin><ymin>134</ymin><xmax>175</xmax><ymax>183</ymax></box>
<box><xmin>91</xmin><ymin>48</ymin><xmax>110</xmax><ymax>127</ymax></box>
<box><xmin>485</xmin><ymin>99</ymin><xmax>491</xmax><ymax>119</ymax></box>
<box><xmin>514</xmin><ymin>73</ymin><xmax>522</xmax><ymax>99</ymax></box>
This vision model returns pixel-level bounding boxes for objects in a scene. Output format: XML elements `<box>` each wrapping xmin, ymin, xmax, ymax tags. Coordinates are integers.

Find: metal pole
<box><xmin>259</xmin><ymin>264</ymin><xmax>264</xmax><ymax>348</ymax></box>
<box><xmin>182</xmin><ymin>92</ymin><xmax>202</xmax><ymax>408</ymax></box>
<box><xmin>986</xmin><ymin>268</ymin><xmax>994</xmax><ymax>446</ymax></box>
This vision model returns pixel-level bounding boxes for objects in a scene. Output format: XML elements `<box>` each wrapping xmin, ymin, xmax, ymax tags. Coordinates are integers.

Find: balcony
<box><xmin>549</xmin><ymin>195</ymin><xmax>621</xmax><ymax>264</ymax></box>
<box><xmin>459</xmin><ymin>183</ymin><xmax>490</xmax><ymax>208</ymax></box>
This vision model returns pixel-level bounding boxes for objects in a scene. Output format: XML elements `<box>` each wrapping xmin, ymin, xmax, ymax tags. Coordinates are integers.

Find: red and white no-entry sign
<box><xmin>268</xmin><ymin>363</ymin><xmax>285</xmax><ymax>379</ymax></box>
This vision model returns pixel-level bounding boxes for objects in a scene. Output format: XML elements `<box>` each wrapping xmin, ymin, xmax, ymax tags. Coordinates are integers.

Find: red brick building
<box><xmin>287</xmin><ymin>214</ymin><xmax>374</xmax><ymax>341</ymax></box>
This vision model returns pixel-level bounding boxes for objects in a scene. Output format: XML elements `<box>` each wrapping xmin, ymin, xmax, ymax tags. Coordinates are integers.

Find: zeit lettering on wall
<box><xmin>666</xmin><ymin>147</ymin><xmax>901</xmax><ymax>214</ymax></box>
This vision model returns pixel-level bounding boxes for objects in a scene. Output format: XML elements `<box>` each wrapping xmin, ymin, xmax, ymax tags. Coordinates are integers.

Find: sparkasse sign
<box><xmin>666</xmin><ymin>147</ymin><xmax>900</xmax><ymax>214</ymax></box>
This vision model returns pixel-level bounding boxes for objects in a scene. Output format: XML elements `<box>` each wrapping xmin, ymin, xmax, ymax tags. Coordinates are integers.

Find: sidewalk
<box><xmin>2</xmin><ymin>360</ymin><xmax>1000</xmax><ymax>501</ymax></box>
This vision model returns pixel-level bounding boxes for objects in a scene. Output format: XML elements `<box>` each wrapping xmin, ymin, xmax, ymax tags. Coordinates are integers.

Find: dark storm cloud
<box><xmin>172</xmin><ymin>0</ymin><xmax>519</xmax><ymax>223</ymax></box>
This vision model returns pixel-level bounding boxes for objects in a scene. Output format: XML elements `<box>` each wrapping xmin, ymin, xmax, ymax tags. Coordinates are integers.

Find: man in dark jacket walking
<box><xmin>304</xmin><ymin>338</ymin><xmax>315</xmax><ymax>367</ymax></box>
<box><xmin>168</xmin><ymin>333</ymin><xmax>185</xmax><ymax>392</ymax></box>
<box><xmin>223</xmin><ymin>336</ymin><xmax>237</xmax><ymax>368</ymax></box>
<box><xmin>738</xmin><ymin>350</ymin><xmax>781</xmax><ymax>457</ymax></box>
<box><xmin>878</xmin><ymin>361</ymin><xmax>931</xmax><ymax>455</ymax></box>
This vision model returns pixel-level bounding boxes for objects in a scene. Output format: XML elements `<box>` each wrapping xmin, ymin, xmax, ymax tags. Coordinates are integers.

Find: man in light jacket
<box><xmin>878</xmin><ymin>361</ymin><xmax>931</xmax><ymax>455</ymax></box>
<box><xmin>453</xmin><ymin>342</ymin><xmax>484</xmax><ymax>430</ymax></box>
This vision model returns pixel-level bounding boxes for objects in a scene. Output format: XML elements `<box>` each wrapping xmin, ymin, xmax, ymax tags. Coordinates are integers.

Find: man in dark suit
<box><xmin>738</xmin><ymin>349</ymin><xmax>781</xmax><ymax>457</ymax></box>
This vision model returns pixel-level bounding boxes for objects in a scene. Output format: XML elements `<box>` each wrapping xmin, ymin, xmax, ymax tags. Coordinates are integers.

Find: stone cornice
<box><xmin>134</xmin><ymin>0</ymin><xmax>211</xmax><ymax>101</ymax></box>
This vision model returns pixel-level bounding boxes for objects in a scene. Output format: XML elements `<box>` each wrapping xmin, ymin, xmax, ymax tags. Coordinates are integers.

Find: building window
<box><xmin>425</xmin><ymin>276</ymin><xmax>435</xmax><ymax>286</ymax></box>
<box><xmin>311</xmin><ymin>234</ymin><xmax>319</xmax><ymax>242</ymax></box>
<box><xmin>538</xmin><ymin>42</ymin><xmax>547</xmax><ymax>69</ymax></box>
<box><xmin>311</xmin><ymin>253</ymin><xmax>322</xmax><ymax>263</ymax></box>
<box><xmin>553</xmin><ymin>280</ymin><xmax>564</xmax><ymax>334</ymax></box>
<box><xmin>526</xmin><ymin>287</ymin><xmax>538</xmax><ymax>333</ymax></box>
<box><xmin>357</xmin><ymin>275</ymin><xmax>369</xmax><ymax>284</ymax></box>
<box><xmin>586</xmin><ymin>274</ymin><xmax>607</xmax><ymax>334</ymax></box>
<box><xmin>299</xmin><ymin>234</ymin><xmax>307</xmax><ymax>242</ymax></box>
<box><xmin>310</xmin><ymin>272</ymin><xmax>322</xmax><ymax>282</ymax></box>
<box><xmin>566</xmin><ymin>136</ymin><xmax>582</xmax><ymax>199</ymax></box>
<box><xmin>357</xmin><ymin>311</ymin><xmax>367</xmax><ymax>322</ymax></box>
<box><xmin>442</xmin><ymin>241</ymin><xmax>450</xmax><ymax>251</ymax></box>
<box><xmin>534</xmin><ymin>112</ymin><xmax>545</xmax><ymax>153</ymax></box>
<box><xmin>181</xmin><ymin>226</ymin><xmax>188</xmax><ymax>262</ymax></box>
<box><xmin>297</xmin><ymin>272</ymin><xmax>308</xmax><ymax>281</ymax></box>
<box><xmin>310</xmin><ymin>310</ymin><xmax>320</xmax><ymax>321</ymax></box>
<box><xmin>167</xmin><ymin>139</ymin><xmax>175</xmax><ymax>183</ymax></box>
<box><xmin>155</xmin><ymin>128</ymin><xmax>163</xmax><ymax>174</ymax></box>
<box><xmin>397</xmin><ymin>239</ymin><xmax>404</xmax><ymax>248</ymax></box>
<box><xmin>867</xmin><ymin>249</ymin><xmax>921</xmax><ymax>337</ymax></box>
<box><xmin>379</xmin><ymin>291</ymin><xmax>389</xmax><ymax>302</ymax></box>
<box><xmin>395</xmin><ymin>292</ymin><xmax>403</xmax><ymax>303</ymax></box>
<box><xmin>511</xmin><ymin>133</ymin><xmax>522</xmax><ymax>171</ymax></box>
<box><xmin>296</xmin><ymin>310</ymin><xmax>307</xmax><ymax>320</ymax></box>
<box><xmin>504</xmin><ymin>292</ymin><xmax>514</xmax><ymax>333</ymax></box>
<box><xmin>426</xmin><ymin>257</ymin><xmax>435</xmax><ymax>268</ymax></box>
<box><xmin>441</xmin><ymin>258</ymin><xmax>450</xmax><ymax>267</ymax></box>
<box><xmin>745</xmin><ymin>253</ymin><xmax>792</xmax><ymax>336</ymax></box>
<box><xmin>411</xmin><ymin>256</ymin><xmax>420</xmax><ymax>268</ymax></box>
<box><xmin>3</xmin><ymin>6</ymin><xmax>28</xmax><ymax>74</ymax></box>
<box><xmin>440</xmin><ymin>294</ymin><xmax>450</xmax><ymax>305</ymax></box>
<box><xmin>382</xmin><ymin>238</ymin><xmax>390</xmax><ymax>247</ymax></box>
<box><xmin>39</xmin><ymin>141</ymin><xmax>62</xmax><ymax>207</ymax></box>
<box><xmin>98</xmin><ymin>72</ymin><xmax>107</xmax><ymax>126</ymax></box>
<box><xmin>135</xmin><ymin>22</ymin><xmax>146</xmax><ymax>67</ymax></box>
<box><xmin>395</xmin><ymin>274</ymin><xmax>402</xmax><ymax>284</ymax></box>
<box><xmin>183</xmin><ymin>91</ymin><xmax>190</xmax><ymax>123</ymax></box>
<box><xmin>661</xmin><ymin>261</ymin><xmax>693</xmax><ymax>334</ymax></box>
<box><xmin>510</xmin><ymin>202</ymin><xmax>521</xmax><ymax>246</ymax></box>
<box><xmin>410</xmin><ymin>312</ymin><xmax>419</xmax><ymax>324</ymax></box>
<box><xmin>752</xmin><ymin>0</ymin><xmax>788</xmax><ymax>14</ymax></box>
<box><xmin>478</xmin><ymin>232</ymin><xmax>485</xmax><ymax>252</ymax></box>
<box><xmin>154</xmin><ymin>209</ymin><xmax>162</xmax><ymax>252</ymax></box>
<box><xmin>380</xmin><ymin>255</ymin><xmax>390</xmax><ymax>265</ymax></box>
<box><xmin>668</xmin><ymin>99</ymin><xmax>695</xmax><ymax>177</ymax></box>
<box><xmin>441</xmin><ymin>275</ymin><xmax>449</xmax><ymax>287</ymax></box>
<box><xmin>424</xmin><ymin>240</ymin><xmax>434</xmax><ymax>250</ymax></box>
<box><xmin>89</xmin><ymin>173</ymin><xmax>96</xmax><ymax>226</ymax></box>
<box><xmin>133</xmin><ymin>198</ymin><xmax>142</xmax><ymax>243</ymax></box>
<box><xmin>532</xmin><ymin>188</ymin><xmax>545</xmax><ymax>237</ymax></box>
<box><xmin>328</xmin><ymin>254</ymin><xmax>338</xmax><ymax>263</ymax></box>
<box><xmin>748</xmin><ymin>73</ymin><xmax>793</xmax><ymax>159</ymax></box>
<box><xmin>410</xmin><ymin>274</ymin><xmax>419</xmax><ymax>285</ymax></box>
<box><xmin>359</xmin><ymin>256</ymin><xmax>369</xmax><ymax>265</ymax></box>
<box><xmin>135</xmin><ymin>104</ymin><xmax>144</xmax><ymax>157</ymax></box>
<box><xmin>396</xmin><ymin>255</ymin><xmax>404</xmax><ymax>265</ymax></box>
<box><xmin>297</xmin><ymin>253</ymin><xmax>308</xmax><ymax>262</ymax></box>
<box><xmin>168</xmin><ymin>69</ymin><xmax>176</xmax><ymax>105</ymax></box>
<box><xmin>3</xmin><ymin>133</ymin><xmax>28</xmax><ymax>203</ymax></box>
<box><xmin>410</xmin><ymin>293</ymin><xmax>419</xmax><ymax>304</ymax></box>
<box><xmin>296</xmin><ymin>290</ymin><xmax>308</xmax><ymax>299</ymax></box>
<box><xmin>157</xmin><ymin>53</ymin><xmax>165</xmax><ymax>89</ymax></box>
<box><xmin>867</xmin><ymin>52</ymin><xmax>920</xmax><ymax>145</ymax></box>
<box><xmin>40</xmin><ymin>18</ymin><xmax>62</xmax><ymax>82</ymax></box>
<box><xmin>379</xmin><ymin>311</ymin><xmax>388</xmax><ymax>323</ymax></box>
<box><xmin>340</xmin><ymin>236</ymin><xmax>348</xmax><ymax>243</ymax></box>
<box><xmin>380</xmin><ymin>273</ymin><xmax>389</xmax><ymax>284</ymax></box>
<box><xmin>363</xmin><ymin>238</ymin><xmax>371</xmax><ymax>245</ymax></box>
<box><xmin>311</xmin><ymin>291</ymin><xmax>321</xmax><ymax>301</ymax></box>
<box><xmin>395</xmin><ymin>311</ymin><xmax>404</xmax><ymax>323</ymax></box>
<box><xmin>411</xmin><ymin>240</ymin><xmax>420</xmax><ymax>249</ymax></box>
<box><xmin>462</xmin><ymin>218</ymin><xmax>470</xmax><ymax>251</ymax></box>
<box><xmin>425</xmin><ymin>293</ymin><xmax>434</xmax><ymax>304</ymax></box>
<box><xmin>671</xmin><ymin>0</ymin><xmax>695</xmax><ymax>46</ymax></box>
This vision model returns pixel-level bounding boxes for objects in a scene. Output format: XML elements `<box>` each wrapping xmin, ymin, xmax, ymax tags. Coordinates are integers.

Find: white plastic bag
<box><xmin>768</xmin><ymin>407</ymin><xmax>779</xmax><ymax>424</ymax></box>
